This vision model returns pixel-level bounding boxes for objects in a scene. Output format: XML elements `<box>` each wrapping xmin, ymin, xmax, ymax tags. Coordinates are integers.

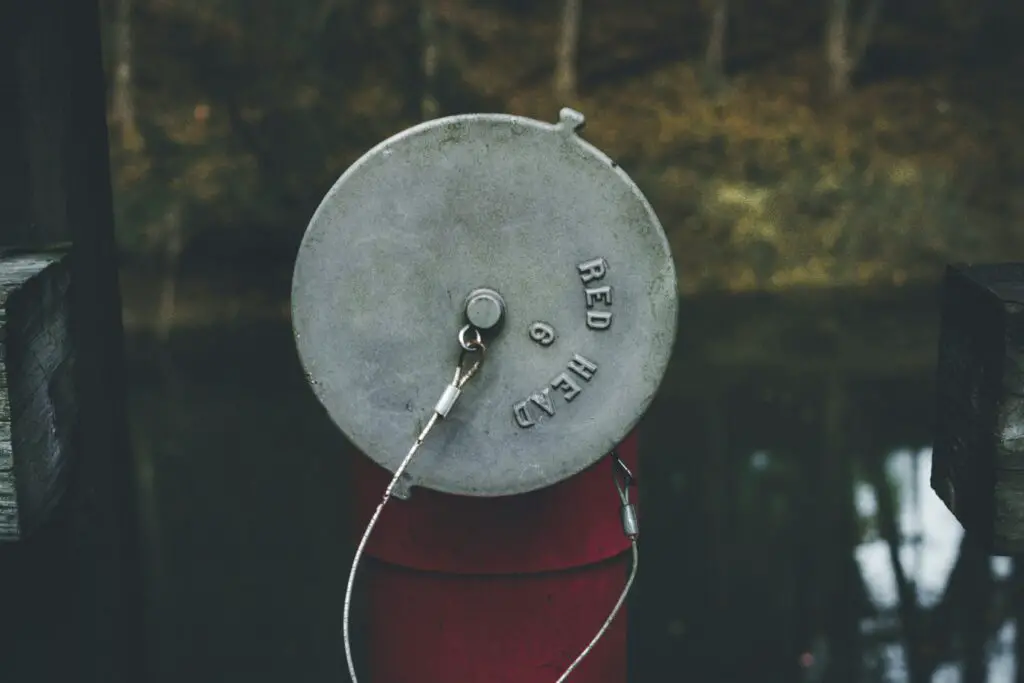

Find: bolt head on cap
<box><xmin>465</xmin><ymin>288</ymin><xmax>505</xmax><ymax>331</ymax></box>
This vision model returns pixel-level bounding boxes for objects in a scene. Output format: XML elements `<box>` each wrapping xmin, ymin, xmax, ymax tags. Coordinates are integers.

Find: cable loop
<box><xmin>611</xmin><ymin>451</ymin><xmax>635</xmax><ymax>505</ymax></box>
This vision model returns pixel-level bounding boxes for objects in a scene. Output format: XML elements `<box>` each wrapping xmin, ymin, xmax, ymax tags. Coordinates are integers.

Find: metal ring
<box><xmin>458</xmin><ymin>324</ymin><xmax>484</xmax><ymax>352</ymax></box>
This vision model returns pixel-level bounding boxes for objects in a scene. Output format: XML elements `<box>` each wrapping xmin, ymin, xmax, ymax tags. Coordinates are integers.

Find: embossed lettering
<box><xmin>513</xmin><ymin>353</ymin><xmax>600</xmax><ymax>429</ymax></box>
<box><xmin>551</xmin><ymin>372</ymin><xmax>582</xmax><ymax>401</ymax></box>
<box><xmin>586</xmin><ymin>311</ymin><xmax>612</xmax><ymax>331</ymax></box>
<box><xmin>578</xmin><ymin>258</ymin><xmax>612</xmax><ymax>330</ymax></box>
<box><xmin>568</xmin><ymin>354</ymin><xmax>598</xmax><ymax>381</ymax></box>
<box><xmin>584</xmin><ymin>286</ymin><xmax>612</xmax><ymax>307</ymax></box>
<box><xmin>513</xmin><ymin>401</ymin><xmax>536</xmax><ymax>428</ymax></box>
<box><xmin>529</xmin><ymin>321</ymin><xmax>557</xmax><ymax>347</ymax></box>
<box><xmin>530</xmin><ymin>388</ymin><xmax>556</xmax><ymax>416</ymax></box>
<box><xmin>577</xmin><ymin>258</ymin><xmax>608</xmax><ymax>284</ymax></box>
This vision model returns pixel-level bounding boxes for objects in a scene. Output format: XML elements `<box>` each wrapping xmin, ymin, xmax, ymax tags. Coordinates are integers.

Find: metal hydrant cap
<box><xmin>291</xmin><ymin>109</ymin><xmax>677</xmax><ymax>497</ymax></box>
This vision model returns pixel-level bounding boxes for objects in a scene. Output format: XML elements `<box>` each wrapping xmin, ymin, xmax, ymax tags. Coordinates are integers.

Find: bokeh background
<box><xmin>99</xmin><ymin>0</ymin><xmax>1024</xmax><ymax>681</ymax></box>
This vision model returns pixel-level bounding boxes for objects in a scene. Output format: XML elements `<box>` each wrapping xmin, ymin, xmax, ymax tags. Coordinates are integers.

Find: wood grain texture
<box><xmin>0</xmin><ymin>252</ymin><xmax>74</xmax><ymax>541</ymax></box>
<box><xmin>931</xmin><ymin>263</ymin><xmax>1024</xmax><ymax>555</ymax></box>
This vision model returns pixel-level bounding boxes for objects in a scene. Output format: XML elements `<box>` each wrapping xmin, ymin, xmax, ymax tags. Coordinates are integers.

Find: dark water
<box><xmin>126</xmin><ymin>286</ymin><xmax>1016</xmax><ymax>683</ymax></box>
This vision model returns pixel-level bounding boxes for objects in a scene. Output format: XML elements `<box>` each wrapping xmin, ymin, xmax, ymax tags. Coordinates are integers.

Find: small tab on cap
<box><xmin>558</xmin><ymin>108</ymin><xmax>586</xmax><ymax>136</ymax></box>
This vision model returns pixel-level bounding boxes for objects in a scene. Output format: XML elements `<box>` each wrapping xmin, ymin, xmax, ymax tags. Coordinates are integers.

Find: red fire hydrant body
<box><xmin>350</xmin><ymin>432</ymin><xmax>639</xmax><ymax>683</ymax></box>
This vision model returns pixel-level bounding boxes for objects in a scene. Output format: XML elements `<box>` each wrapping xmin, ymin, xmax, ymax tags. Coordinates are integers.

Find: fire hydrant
<box><xmin>291</xmin><ymin>109</ymin><xmax>677</xmax><ymax>682</ymax></box>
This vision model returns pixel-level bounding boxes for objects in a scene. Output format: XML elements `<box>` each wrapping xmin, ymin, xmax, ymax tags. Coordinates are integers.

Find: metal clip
<box><xmin>620</xmin><ymin>501</ymin><xmax>639</xmax><ymax>539</ymax></box>
<box><xmin>434</xmin><ymin>383</ymin><xmax>462</xmax><ymax>418</ymax></box>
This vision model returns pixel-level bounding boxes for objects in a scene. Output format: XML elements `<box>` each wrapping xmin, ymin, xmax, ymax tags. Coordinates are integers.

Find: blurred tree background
<box><xmin>99</xmin><ymin>0</ymin><xmax>1024</xmax><ymax>307</ymax></box>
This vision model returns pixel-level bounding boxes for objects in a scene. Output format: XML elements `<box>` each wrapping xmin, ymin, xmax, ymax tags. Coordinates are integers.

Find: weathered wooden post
<box><xmin>0</xmin><ymin>0</ymin><xmax>146</xmax><ymax>681</ymax></box>
<box><xmin>931</xmin><ymin>263</ymin><xmax>1024</xmax><ymax>555</ymax></box>
<box><xmin>0</xmin><ymin>252</ymin><xmax>76</xmax><ymax>542</ymax></box>
<box><xmin>291</xmin><ymin>109</ymin><xmax>678</xmax><ymax>681</ymax></box>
